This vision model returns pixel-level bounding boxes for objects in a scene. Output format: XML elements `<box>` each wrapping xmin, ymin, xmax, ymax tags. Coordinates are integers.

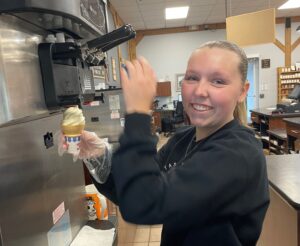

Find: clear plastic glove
<box><xmin>58</xmin><ymin>131</ymin><xmax>106</xmax><ymax>160</ymax></box>
<box><xmin>78</xmin><ymin>131</ymin><xmax>107</xmax><ymax>159</ymax></box>
<box><xmin>57</xmin><ymin>130</ymin><xmax>112</xmax><ymax>183</ymax></box>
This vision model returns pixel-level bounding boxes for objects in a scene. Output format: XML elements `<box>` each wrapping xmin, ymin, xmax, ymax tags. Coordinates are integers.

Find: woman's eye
<box><xmin>184</xmin><ymin>75</ymin><xmax>199</xmax><ymax>83</ymax></box>
<box><xmin>211</xmin><ymin>79</ymin><xmax>225</xmax><ymax>85</ymax></box>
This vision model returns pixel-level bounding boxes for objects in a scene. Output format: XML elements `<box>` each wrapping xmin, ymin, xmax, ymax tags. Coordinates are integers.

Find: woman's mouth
<box><xmin>192</xmin><ymin>104</ymin><xmax>213</xmax><ymax>112</ymax></box>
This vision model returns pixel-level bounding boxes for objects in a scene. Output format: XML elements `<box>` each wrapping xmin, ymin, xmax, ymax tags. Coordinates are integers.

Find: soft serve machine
<box><xmin>0</xmin><ymin>1</ymin><xmax>135</xmax><ymax>245</ymax></box>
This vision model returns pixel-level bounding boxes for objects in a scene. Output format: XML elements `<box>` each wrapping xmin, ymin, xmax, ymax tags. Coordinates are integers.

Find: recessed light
<box><xmin>165</xmin><ymin>6</ymin><xmax>189</xmax><ymax>20</ymax></box>
<box><xmin>278</xmin><ymin>0</ymin><xmax>300</xmax><ymax>10</ymax></box>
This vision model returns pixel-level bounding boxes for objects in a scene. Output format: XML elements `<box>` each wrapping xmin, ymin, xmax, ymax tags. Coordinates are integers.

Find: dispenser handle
<box><xmin>86</xmin><ymin>24</ymin><xmax>136</xmax><ymax>52</ymax></box>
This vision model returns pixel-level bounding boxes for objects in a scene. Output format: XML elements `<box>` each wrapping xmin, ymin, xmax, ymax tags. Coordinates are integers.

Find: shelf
<box><xmin>278</xmin><ymin>67</ymin><xmax>300</xmax><ymax>103</ymax></box>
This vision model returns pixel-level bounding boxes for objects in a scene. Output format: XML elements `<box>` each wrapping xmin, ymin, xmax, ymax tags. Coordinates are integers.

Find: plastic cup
<box><xmin>64</xmin><ymin>135</ymin><xmax>81</xmax><ymax>155</ymax></box>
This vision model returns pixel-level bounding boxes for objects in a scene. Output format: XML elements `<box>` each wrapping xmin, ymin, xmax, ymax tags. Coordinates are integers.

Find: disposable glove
<box><xmin>57</xmin><ymin>130</ymin><xmax>112</xmax><ymax>183</ymax></box>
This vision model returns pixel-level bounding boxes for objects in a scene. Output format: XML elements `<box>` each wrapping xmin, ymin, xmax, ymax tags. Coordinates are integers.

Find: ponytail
<box><xmin>233</xmin><ymin>101</ymin><xmax>248</xmax><ymax>126</ymax></box>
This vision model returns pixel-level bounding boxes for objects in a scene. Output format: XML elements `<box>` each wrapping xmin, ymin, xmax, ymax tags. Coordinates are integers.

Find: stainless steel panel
<box><xmin>29</xmin><ymin>0</ymin><xmax>107</xmax><ymax>35</ymax></box>
<box><xmin>82</xmin><ymin>89</ymin><xmax>125</xmax><ymax>143</ymax></box>
<box><xmin>0</xmin><ymin>0</ymin><xmax>107</xmax><ymax>39</ymax></box>
<box><xmin>0</xmin><ymin>15</ymin><xmax>48</xmax><ymax>125</ymax></box>
<box><xmin>0</xmin><ymin>113</ymin><xmax>87</xmax><ymax>246</ymax></box>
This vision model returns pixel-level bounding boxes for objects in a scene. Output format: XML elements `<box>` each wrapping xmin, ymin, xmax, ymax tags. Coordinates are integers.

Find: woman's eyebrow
<box><xmin>209</xmin><ymin>71</ymin><xmax>229</xmax><ymax>79</ymax></box>
<box><xmin>185</xmin><ymin>70</ymin><xmax>199</xmax><ymax>75</ymax></box>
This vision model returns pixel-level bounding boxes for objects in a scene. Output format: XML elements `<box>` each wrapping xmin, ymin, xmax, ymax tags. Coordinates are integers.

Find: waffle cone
<box><xmin>61</xmin><ymin>124</ymin><xmax>85</xmax><ymax>136</ymax></box>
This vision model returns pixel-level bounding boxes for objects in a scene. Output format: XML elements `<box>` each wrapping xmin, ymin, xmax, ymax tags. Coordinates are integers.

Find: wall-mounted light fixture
<box><xmin>297</xmin><ymin>26</ymin><xmax>300</xmax><ymax>33</ymax></box>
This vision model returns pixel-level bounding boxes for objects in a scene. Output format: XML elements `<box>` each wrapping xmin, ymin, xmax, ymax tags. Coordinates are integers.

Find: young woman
<box><xmin>79</xmin><ymin>41</ymin><xmax>270</xmax><ymax>246</ymax></box>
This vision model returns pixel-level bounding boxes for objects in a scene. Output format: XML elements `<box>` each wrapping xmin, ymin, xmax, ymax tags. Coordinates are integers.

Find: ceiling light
<box><xmin>165</xmin><ymin>6</ymin><xmax>189</xmax><ymax>20</ymax></box>
<box><xmin>278</xmin><ymin>0</ymin><xmax>300</xmax><ymax>9</ymax></box>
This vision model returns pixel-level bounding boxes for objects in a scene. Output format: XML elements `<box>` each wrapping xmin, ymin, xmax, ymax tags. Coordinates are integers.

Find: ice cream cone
<box><xmin>61</xmin><ymin>124</ymin><xmax>85</xmax><ymax>136</ymax></box>
<box><xmin>61</xmin><ymin>106</ymin><xmax>86</xmax><ymax>156</ymax></box>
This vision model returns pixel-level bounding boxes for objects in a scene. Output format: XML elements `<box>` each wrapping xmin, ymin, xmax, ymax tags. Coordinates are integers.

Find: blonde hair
<box><xmin>233</xmin><ymin>101</ymin><xmax>248</xmax><ymax>126</ymax></box>
<box><xmin>197</xmin><ymin>41</ymin><xmax>248</xmax><ymax>126</ymax></box>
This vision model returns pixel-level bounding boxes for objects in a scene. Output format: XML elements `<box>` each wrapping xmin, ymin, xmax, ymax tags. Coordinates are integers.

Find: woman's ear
<box><xmin>238</xmin><ymin>82</ymin><xmax>250</xmax><ymax>103</ymax></box>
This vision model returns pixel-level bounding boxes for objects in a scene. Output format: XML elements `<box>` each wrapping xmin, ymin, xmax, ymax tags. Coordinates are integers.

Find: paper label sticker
<box><xmin>108</xmin><ymin>95</ymin><xmax>120</xmax><ymax>110</ymax></box>
<box><xmin>90</xmin><ymin>101</ymin><xmax>100</xmax><ymax>106</ymax></box>
<box><xmin>52</xmin><ymin>202</ymin><xmax>65</xmax><ymax>225</ymax></box>
<box><xmin>110</xmin><ymin>110</ymin><xmax>120</xmax><ymax>119</ymax></box>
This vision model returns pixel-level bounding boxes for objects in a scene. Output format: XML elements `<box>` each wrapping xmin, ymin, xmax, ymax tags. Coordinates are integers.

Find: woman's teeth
<box><xmin>193</xmin><ymin>104</ymin><xmax>212</xmax><ymax>111</ymax></box>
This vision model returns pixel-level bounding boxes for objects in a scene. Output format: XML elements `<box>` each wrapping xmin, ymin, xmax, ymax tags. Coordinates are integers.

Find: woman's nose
<box><xmin>194</xmin><ymin>80</ymin><xmax>209</xmax><ymax>97</ymax></box>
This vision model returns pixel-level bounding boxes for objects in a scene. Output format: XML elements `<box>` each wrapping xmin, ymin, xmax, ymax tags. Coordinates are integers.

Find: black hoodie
<box><xmin>93</xmin><ymin>113</ymin><xmax>269</xmax><ymax>246</ymax></box>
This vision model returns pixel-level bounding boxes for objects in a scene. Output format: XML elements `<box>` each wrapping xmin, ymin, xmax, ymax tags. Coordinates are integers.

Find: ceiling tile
<box><xmin>210</xmin><ymin>5</ymin><xmax>227</xmax><ymax>18</ymax></box>
<box><xmin>142</xmin><ymin>13</ymin><xmax>165</xmax><ymax>20</ymax></box>
<box><xmin>190</xmin><ymin>0</ymin><xmax>216</xmax><ymax>6</ymax></box>
<box><xmin>122</xmin><ymin>14</ymin><xmax>143</xmax><ymax>23</ymax></box>
<box><xmin>109</xmin><ymin>0</ymin><xmax>137</xmax><ymax>7</ymax></box>
<box><xmin>188</xmin><ymin>5</ymin><xmax>214</xmax><ymax>15</ymax></box>
<box><xmin>138</xmin><ymin>2</ymin><xmax>166</xmax><ymax>11</ymax></box>
<box><xmin>165</xmin><ymin>19</ymin><xmax>186</xmax><ymax>28</ymax></box>
<box><xmin>186</xmin><ymin>17</ymin><xmax>207</xmax><ymax>25</ymax></box>
<box><xmin>141</xmin><ymin>10</ymin><xmax>165</xmax><ymax>18</ymax></box>
<box><xmin>188</xmin><ymin>11</ymin><xmax>211</xmax><ymax>20</ymax></box>
<box><xmin>138</xmin><ymin>0</ymin><xmax>165</xmax><ymax>4</ymax></box>
<box><xmin>165</xmin><ymin>1</ymin><xmax>192</xmax><ymax>8</ymax></box>
<box><xmin>115</xmin><ymin>5</ymin><xmax>140</xmax><ymax>13</ymax></box>
<box><xmin>206</xmin><ymin>16</ymin><xmax>226</xmax><ymax>24</ymax></box>
<box><xmin>130</xmin><ymin>21</ymin><xmax>146</xmax><ymax>30</ymax></box>
<box><xmin>146</xmin><ymin>21</ymin><xmax>166</xmax><ymax>29</ymax></box>
<box><xmin>110</xmin><ymin>0</ymin><xmax>300</xmax><ymax>30</ymax></box>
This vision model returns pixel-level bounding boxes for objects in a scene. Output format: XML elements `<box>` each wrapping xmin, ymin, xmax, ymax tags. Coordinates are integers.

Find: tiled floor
<box><xmin>117</xmin><ymin>134</ymin><xmax>168</xmax><ymax>246</ymax></box>
<box><xmin>118</xmin><ymin>222</ymin><xmax>162</xmax><ymax>246</ymax></box>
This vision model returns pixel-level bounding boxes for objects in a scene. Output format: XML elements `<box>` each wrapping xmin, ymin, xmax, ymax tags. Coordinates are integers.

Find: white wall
<box><xmin>137</xmin><ymin>22</ymin><xmax>300</xmax><ymax>108</ymax></box>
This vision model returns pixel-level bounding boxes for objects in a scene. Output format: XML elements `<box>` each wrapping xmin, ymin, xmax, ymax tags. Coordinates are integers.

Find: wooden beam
<box><xmin>108</xmin><ymin>2</ymin><xmax>124</xmax><ymax>27</ymax></box>
<box><xmin>285</xmin><ymin>25</ymin><xmax>291</xmax><ymax>67</ymax></box>
<box><xmin>128</xmin><ymin>39</ymin><xmax>137</xmax><ymax>61</ymax></box>
<box><xmin>274</xmin><ymin>39</ymin><xmax>285</xmax><ymax>52</ymax></box>
<box><xmin>292</xmin><ymin>37</ymin><xmax>300</xmax><ymax>51</ymax></box>
<box><xmin>276</xmin><ymin>16</ymin><xmax>300</xmax><ymax>24</ymax></box>
<box><xmin>291</xmin><ymin>16</ymin><xmax>300</xmax><ymax>22</ymax></box>
<box><xmin>135</xmin><ymin>33</ymin><xmax>144</xmax><ymax>46</ymax></box>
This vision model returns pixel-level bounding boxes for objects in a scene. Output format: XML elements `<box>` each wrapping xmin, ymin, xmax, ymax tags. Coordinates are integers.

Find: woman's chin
<box><xmin>190</xmin><ymin>119</ymin><xmax>209</xmax><ymax>128</ymax></box>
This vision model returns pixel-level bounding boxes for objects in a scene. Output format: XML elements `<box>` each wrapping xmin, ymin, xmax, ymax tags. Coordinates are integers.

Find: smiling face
<box><xmin>182</xmin><ymin>47</ymin><xmax>249</xmax><ymax>138</ymax></box>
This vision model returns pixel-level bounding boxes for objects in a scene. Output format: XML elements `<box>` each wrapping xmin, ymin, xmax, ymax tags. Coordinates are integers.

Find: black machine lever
<box><xmin>38</xmin><ymin>24</ymin><xmax>136</xmax><ymax>109</ymax></box>
<box><xmin>86</xmin><ymin>24</ymin><xmax>136</xmax><ymax>52</ymax></box>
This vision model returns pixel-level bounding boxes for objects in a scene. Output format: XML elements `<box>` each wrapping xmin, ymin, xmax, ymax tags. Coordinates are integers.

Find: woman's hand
<box><xmin>58</xmin><ymin>130</ymin><xmax>106</xmax><ymax>161</ymax></box>
<box><xmin>120</xmin><ymin>57</ymin><xmax>157</xmax><ymax>114</ymax></box>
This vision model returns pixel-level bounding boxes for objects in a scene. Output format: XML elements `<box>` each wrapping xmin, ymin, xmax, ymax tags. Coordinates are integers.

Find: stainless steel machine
<box><xmin>0</xmin><ymin>1</ymin><xmax>135</xmax><ymax>245</ymax></box>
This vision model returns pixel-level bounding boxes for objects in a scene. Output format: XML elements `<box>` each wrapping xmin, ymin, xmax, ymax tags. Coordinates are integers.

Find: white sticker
<box><xmin>110</xmin><ymin>110</ymin><xmax>120</xmax><ymax>119</ymax></box>
<box><xmin>108</xmin><ymin>95</ymin><xmax>120</xmax><ymax>110</ymax></box>
<box><xmin>95</xmin><ymin>82</ymin><xmax>106</xmax><ymax>90</ymax></box>
<box><xmin>90</xmin><ymin>101</ymin><xmax>100</xmax><ymax>106</ymax></box>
